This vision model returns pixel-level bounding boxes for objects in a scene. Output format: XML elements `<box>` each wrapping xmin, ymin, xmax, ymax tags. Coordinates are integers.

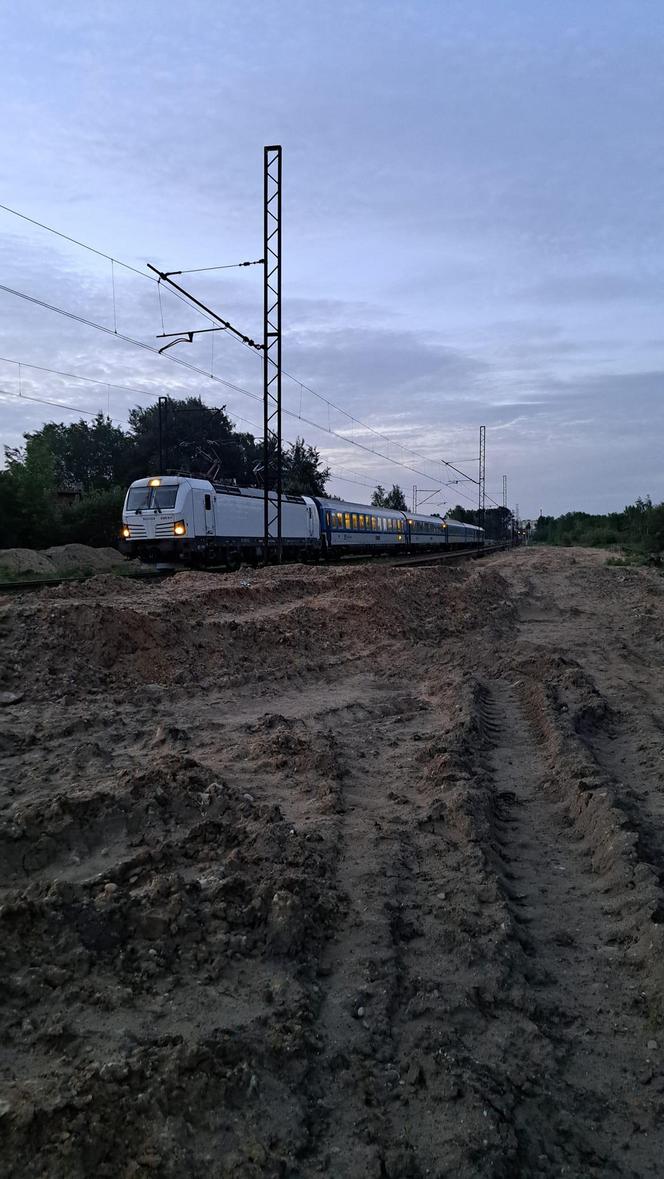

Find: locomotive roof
<box><xmin>127</xmin><ymin>477</ymin><xmax>306</xmax><ymax>504</ymax></box>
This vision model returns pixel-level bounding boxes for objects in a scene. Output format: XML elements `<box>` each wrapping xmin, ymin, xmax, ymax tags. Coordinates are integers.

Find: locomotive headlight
<box><xmin>148</xmin><ymin>477</ymin><xmax>161</xmax><ymax>488</ymax></box>
<box><xmin>173</xmin><ymin>521</ymin><xmax>187</xmax><ymax>536</ymax></box>
<box><xmin>121</xmin><ymin>525</ymin><xmax>131</xmax><ymax>539</ymax></box>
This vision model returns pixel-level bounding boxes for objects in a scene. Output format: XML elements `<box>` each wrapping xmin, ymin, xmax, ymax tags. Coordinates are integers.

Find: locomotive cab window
<box><xmin>126</xmin><ymin>488</ymin><xmax>151</xmax><ymax>511</ymax></box>
<box><xmin>126</xmin><ymin>485</ymin><xmax>178</xmax><ymax>511</ymax></box>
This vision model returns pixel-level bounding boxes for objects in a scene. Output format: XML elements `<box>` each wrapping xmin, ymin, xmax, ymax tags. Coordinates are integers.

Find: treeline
<box><xmin>0</xmin><ymin>396</ymin><xmax>330</xmax><ymax>549</ymax></box>
<box><xmin>534</xmin><ymin>497</ymin><xmax>664</xmax><ymax>555</ymax></box>
<box><xmin>448</xmin><ymin>503</ymin><xmax>514</xmax><ymax>542</ymax></box>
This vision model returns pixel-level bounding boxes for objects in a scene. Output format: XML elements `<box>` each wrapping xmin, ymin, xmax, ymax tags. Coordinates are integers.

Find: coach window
<box><xmin>344</xmin><ymin>512</ymin><xmax>351</xmax><ymax>530</ymax></box>
<box><xmin>358</xmin><ymin>514</ymin><xmax>365</xmax><ymax>529</ymax></box>
<box><xmin>352</xmin><ymin>513</ymin><xmax>358</xmax><ymax>529</ymax></box>
<box><xmin>326</xmin><ymin>510</ymin><xmax>331</xmax><ymax>527</ymax></box>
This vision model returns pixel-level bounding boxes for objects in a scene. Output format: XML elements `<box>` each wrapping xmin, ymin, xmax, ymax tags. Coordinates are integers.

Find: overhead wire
<box><xmin>0</xmin><ymin>203</ymin><xmax>499</xmax><ymax>507</ymax></box>
<box><xmin>0</xmin><ymin>356</ymin><xmax>380</xmax><ymax>493</ymax></box>
<box><xmin>0</xmin><ymin>385</ymin><xmax>127</xmax><ymax>427</ymax></box>
<box><xmin>0</xmin><ymin>280</ymin><xmax>476</xmax><ymax>496</ymax></box>
<box><xmin>164</xmin><ymin>260</ymin><xmax>264</xmax><ymax>274</ymax></box>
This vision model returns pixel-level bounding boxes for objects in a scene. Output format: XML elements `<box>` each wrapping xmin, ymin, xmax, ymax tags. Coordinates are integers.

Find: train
<box><xmin>119</xmin><ymin>475</ymin><xmax>484</xmax><ymax>567</ymax></box>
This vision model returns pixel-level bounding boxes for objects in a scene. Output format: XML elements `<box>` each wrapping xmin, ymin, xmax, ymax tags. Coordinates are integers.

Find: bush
<box><xmin>58</xmin><ymin>488</ymin><xmax>125</xmax><ymax>547</ymax></box>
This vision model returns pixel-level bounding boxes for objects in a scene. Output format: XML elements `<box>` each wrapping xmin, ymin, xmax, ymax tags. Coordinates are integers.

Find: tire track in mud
<box><xmin>566</xmin><ymin>672</ymin><xmax>664</xmax><ymax>914</ymax></box>
<box><xmin>480</xmin><ymin>678</ymin><xmax>663</xmax><ymax>1177</ymax></box>
<box><xmin>298</xmin><ymin>694</ymin><xmax>435</xmax><ymax>1176</ymax></box>
<box><xmin>279</xmin><ymin>667</ymin><xmax>664</xmax><ymax>1177</ymax></box>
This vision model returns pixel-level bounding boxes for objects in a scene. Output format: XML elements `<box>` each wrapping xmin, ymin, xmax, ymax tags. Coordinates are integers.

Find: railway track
<box><xmin>0</xmin><ymin>569</ymin><xmax>174</xmax><ymax>595</ymax></box>
<box><xmin>387</xmin><ymin>540</ymin><xmax>512</xmax><ymax>567</ymax></box>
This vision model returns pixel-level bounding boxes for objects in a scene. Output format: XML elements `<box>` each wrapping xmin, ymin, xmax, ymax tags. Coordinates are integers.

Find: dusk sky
<box><xmin>1</xmin><ymin>0</ymin><xmax>663</xmax><ymax>517</ymax></box>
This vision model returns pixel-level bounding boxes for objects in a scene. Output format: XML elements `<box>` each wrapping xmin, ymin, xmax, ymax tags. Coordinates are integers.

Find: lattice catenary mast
<box><xmin>478</xmin><ymin>425</ymin><xmax>486</xmax><ymax>531</ymax></box>
<box><xmin>263</xmin><ymin>146</ymin><xmax>282</xmax><ymax>562</ymax></box>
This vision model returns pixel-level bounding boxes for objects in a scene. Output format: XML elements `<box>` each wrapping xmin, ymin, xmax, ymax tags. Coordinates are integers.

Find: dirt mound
<box><xmin>43</xmin><ymin>544</ymin><xmax>126</xmax><ymax>573</ymax></box>
<box><xmin>0</xmin><ymin>544</ymin><xmax>127</xmax><ymax>581</ymax></box>
<box><xmin>0</xmin><ymin>548</ymin><xmax>55</xmax><ymax>577</ymax></box>
<box><xmin>1</xmin><ymin>560</ymin><xmax>514</xmax><ymax>700</ymax></box>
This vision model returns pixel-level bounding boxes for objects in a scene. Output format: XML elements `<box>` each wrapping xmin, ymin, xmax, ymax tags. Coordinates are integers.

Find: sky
<box><xmin>1</xmin><ymin>0</ymin><xmax>663</xmax><ymax>518</ymax></box>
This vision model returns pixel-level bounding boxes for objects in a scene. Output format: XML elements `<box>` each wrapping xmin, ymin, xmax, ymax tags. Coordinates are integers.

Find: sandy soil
<box><xmin>0</xmin><ymin>545</ymin><xmax>126</xmax><ymax>578</ymax></box>
<box><xmin>2</xmin><ymin>547</ymin><xmax>664</xmax><ymax>1177</ymax></box>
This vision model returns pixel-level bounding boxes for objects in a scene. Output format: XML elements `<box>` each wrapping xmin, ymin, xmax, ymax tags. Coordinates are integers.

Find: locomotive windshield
<box><xmin>126</xmin><ymin>485</ymin><xmax>179</xmax><ymax>511</ymax></box>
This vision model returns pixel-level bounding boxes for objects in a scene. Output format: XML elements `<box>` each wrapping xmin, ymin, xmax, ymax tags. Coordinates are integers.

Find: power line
<box><xmin>0</xmin><ymin>363</ymin><xmax>381</xmax><ymax>492</ymax></box>
<box><xmin>0</xmin><ymin>203</ymin><xmax>499</xmax><ymax>506</ymax></box>
<box><xmin>0</xmin><ymin>386</ymin><xmax>126</xmax><ymax>426</ymax></box>
<box><xmin>0</xmin><ymin>281</ymin><xmax>263</xmax><ymax>402</ymax></box>
<box><xmin>0</xmin><ymin>355</ymin><xmax>162</xmax><ymax>400</ymax></box>
<box><xmin>155</xmin><ymin>269</ymin><xmax>498</xmax><ymax>502</ymax></box>
<box><xmin>164</xmin><ymin>260</ymin><xmax>264</xmax><ymax>275</ymax></box>
<box><xmin>0</xmin><ymin>280</ymin><xmax>476</xmax><ymax>497</ymax></box>
<box><xmin>0</xmin><ymin>380</ymin><xmax>430</xmax><ymax>501</ymax></box>
<box><xmin>0</xmin><ymin>201</ymin><xmax>150</xmax><ymax>283</ymax></box>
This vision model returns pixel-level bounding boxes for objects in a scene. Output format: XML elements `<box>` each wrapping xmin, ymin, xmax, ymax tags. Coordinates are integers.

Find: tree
<box><xmin>282</xmin><ymin>437</ymin><xmax>330</xmax><ymax>496</ymax></box>
<box><xmin>532</xmin><ymin>498</ymin><xmax>664</xmax><ymax>556</ymax></box>
<box><xmin>23</xmin><ymin>415</ymin><xmax>129</xmax><ymax>491</ymax></box>
<box><xmin>3</xmin><ymin>435</ymin><xmax>61</xmax><ymax>548</ymax></box>
<box><xmin>126</xmin><ymin>397</ymin><xmax>256</xmax><ymax>484</ymax></box>
<box><xmin>372</xmin><ymin>483</ymin><xmax>408</xmax><ymax>510</ymax></box>
<box><xmin>60</xmin><ymin>487</ymin><xmax>127</xmax><ymax>546</ymax></box>
<box><xmin>448</xmin><ymin>504</ymin><xmax>477</xmax><ymax>524</ymax></box>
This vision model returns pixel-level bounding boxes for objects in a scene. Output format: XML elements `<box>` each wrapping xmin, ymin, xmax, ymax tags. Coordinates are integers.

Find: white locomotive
<box><xmin>120</xmin><ymin>475</ymin><xmax>484</xmax><ymax>566</ymax></box>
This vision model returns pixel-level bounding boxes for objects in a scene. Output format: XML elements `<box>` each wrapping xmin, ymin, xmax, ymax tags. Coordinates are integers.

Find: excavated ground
<box><xmin>2</xmin><ymin>547</ymin><xmax>664</xmax><ymax>1178</ymax></box>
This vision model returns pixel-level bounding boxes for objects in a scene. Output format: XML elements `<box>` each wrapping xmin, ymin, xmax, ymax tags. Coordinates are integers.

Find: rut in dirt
<box><xmin>483</xmin><ymin>679</ymin><xmax>661</xmax><ymax>1177</ymax></box>
<box><xmin>297</xmin><ymin>690</ymin><xmax>438</xmax><ymax>1178</ymax></box>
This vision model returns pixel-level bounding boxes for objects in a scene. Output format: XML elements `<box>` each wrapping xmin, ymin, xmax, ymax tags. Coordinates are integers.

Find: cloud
<box><xmin>1</xmin><ymin>0</ymin><xmax>664</xmax><ymax>518</ymax></box>
<box><xmin>526</xmin><ymin>271</ymin><xmax>664</xmax><ymax>304</ymax></box>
